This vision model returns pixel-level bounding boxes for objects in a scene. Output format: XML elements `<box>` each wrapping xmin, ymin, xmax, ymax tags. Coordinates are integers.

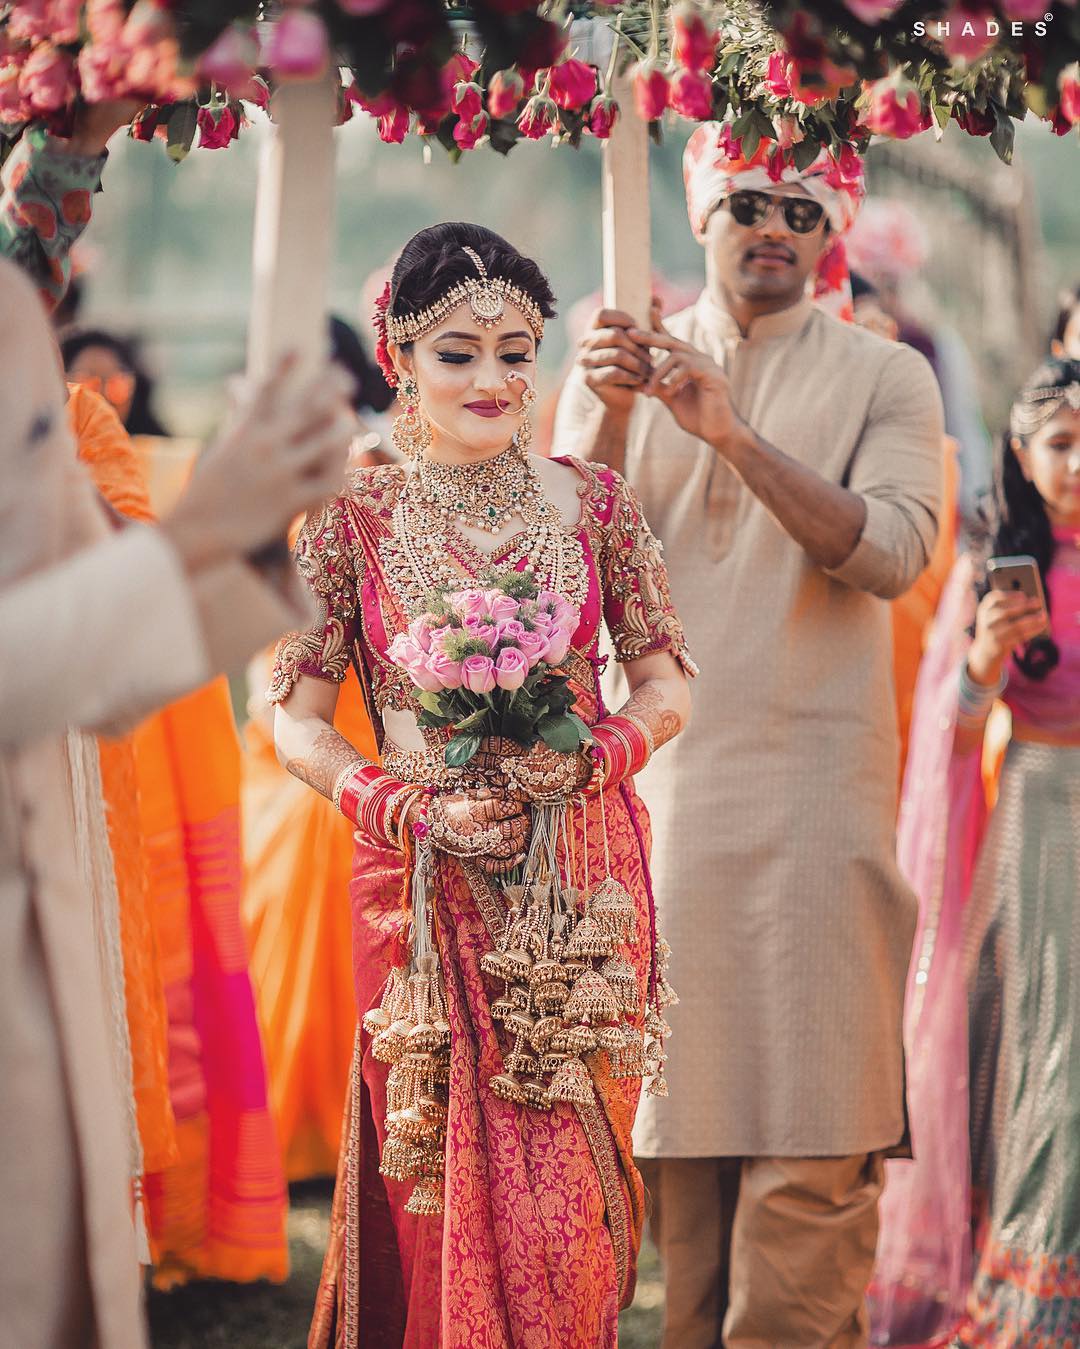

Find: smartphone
<box><xmin>986</xmin><ymin>554</ymin><xmax>1050</xmax><ymax>636</ymax></box>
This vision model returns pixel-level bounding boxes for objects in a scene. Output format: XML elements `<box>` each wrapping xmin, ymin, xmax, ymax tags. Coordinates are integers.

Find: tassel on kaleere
<box><xmin>365</xmin><ymin>841</ymin><xmax>451</xmax><ymax>1216</ymax></box>
<box><xmin>482</xmin><ymin>779</ymin><xmax>676</xmax><ymax>1110</ymax></box>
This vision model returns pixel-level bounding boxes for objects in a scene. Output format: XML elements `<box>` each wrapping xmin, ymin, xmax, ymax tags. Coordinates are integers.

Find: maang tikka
<box><xmin>393</xmin><ymin>375</ymin><xmax>433</xmax><ymax>459</ymax></box>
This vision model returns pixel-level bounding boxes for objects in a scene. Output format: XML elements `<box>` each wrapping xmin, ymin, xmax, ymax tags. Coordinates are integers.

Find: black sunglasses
<box><xmin>724</xmin><ymin>190</ymin><xmax>826</xmax><ymax>235</ymax></box>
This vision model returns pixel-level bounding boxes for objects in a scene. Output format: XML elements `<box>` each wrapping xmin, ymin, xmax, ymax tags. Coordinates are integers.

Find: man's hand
<box><xmin>577</xmin><ymin>307</ymin><xmax>653</xmax><ymax>415</ymax></box>
<box><xmin>631</xmin><ymin>315</ymin><xmax>741</xmax><ymax>450</ymax></box>
<box><xmin>61</xmin><ymin>98</ymin><xmax>143</xmax><ymax>156</ymax></box>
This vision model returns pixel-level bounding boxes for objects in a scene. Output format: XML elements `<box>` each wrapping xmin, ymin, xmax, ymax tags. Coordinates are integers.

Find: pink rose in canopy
<box><xmin>453</xmin><ymin>112</ymin><xmax>488</xmax><ymax>149</ymax></box>
<box><xmin>19</xmin><ymin>44</ymin><xmax>76</xmax><ymax>113</ymax></box>
<box><xmin>495</xmin><ymin>647</ymin><xmax>530</xmax><ymax>691</ymax></box>
<box><xmin>672</xmin><ymin>4</ymin><xmax>718</xmax><ymax>72</ymax></box>
<box><xmin>862</xmin><ymin>74</ymin><xmax>926</xmax><ymax>139</ymax></box>
<box><xmin>632</xmin><ymin>60</ymin><xmax>669</xmax><ymax>120</ymax></box>
<box><xmin>427</xmin><ymin>650</ymin><xmax>463</xmax><ymax>689</ymax></box>
<box><xmin>542</xmin><ymin>629</ymin><xmax>572</xmax><ymax>666</ymax></box>
<box><xmin>488</xmin><ymin>68</ymin><xmax>525</xmax><ymax>119</ymax></box>
<box><xmin>77</xmin><ymin>42</ymin><xmax>127</xmax><ymax>104</ymax></box>
<box><xmin>267</xmin><ymin>10</ymin><xmax>329</xmax><ymax>80</ymax></box>
<box><xmin>197</xmin><ymin>104</ymin><xmax>239</xmax><ymax>150</ymax></box>
<box><xmin>517</xmin><ymin>92</ymin><xmax>559</xmax><ymax>140</ymax></box>
<box><xmin>1059</xmin><ymin>64</ymin><xmax>1080</xmax><ymax>125</ymax></box>
<box><xmin>198</xmin><ymin>24</ymin><xmax>259</xmax><ymax>92</ymax></box>
<box><xmin>0</xmin><ymin>66</ymin><xmax>28</xmax><ymax>122</ymax></box>
<box><xmin>588</xmin><ymin>94</ymin><xmax>619</xmax><ymax>139</ymax></box>
<box><xmin>940</xmin><ymin>6</ymin><xmax>996</xmax><ymax>63</ymax></box>
<box><xmin>487</xmin><ymin>594</ymin><xmax>521</xmax><ymax>624</ymax></box>
<box><xmin>548</xmin><ymin>58</ymin><xmax>597</xmax><ymax>111</ymax></box>
<box><xmin>122</xmin><ymin>0</ymin><xmax>173</xmax><ymax>45</ymax></box>
<box><xmin>764</xmin><ymin>51</ymin><xmax>792</xmax><ymax>99</ymax></box>
<box><xmin>516</xmin><ymin>629</ymin><xmax>548</xmax><ymax>665</ymax></box>
<box><xmin>842</xmin><ymin>0</ymin><xmax>903</xmax><ymax>22</ymax></box>
<box><xmin>461</xmin><ymin>654</ymin><xmax>497</xmax><ymax>695</ymax></box>
<box><xmin>668</xmin><ymin>68</ymin><xmax>714</xmax><ymax>121</ymax></box>
<box><xmin>87</xmin><ymin>0</ymin><xmax>126</xmax><ymax>44</ymax></box>
<box><xmin>8</xmin><ymin>0</ymin><xmax>51</xmax><ymax>42</ymax></box>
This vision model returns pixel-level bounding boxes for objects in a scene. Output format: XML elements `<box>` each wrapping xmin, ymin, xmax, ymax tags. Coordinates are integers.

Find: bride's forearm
<box><xmin>274</xmin><ymin>706</ymin><xmax>369</xmax><ymax>802</ymax></box>
<box><xmin>615</xmin><ymin>677</ymin><xmax>688</xmax><ymax>753</ymax></box>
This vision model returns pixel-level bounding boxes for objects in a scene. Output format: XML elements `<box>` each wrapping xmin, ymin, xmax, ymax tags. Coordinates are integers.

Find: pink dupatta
<box><xmin>870</xmin><ymin>555</ymin><xmax>988</xmax><ymax>1347</ymax></box>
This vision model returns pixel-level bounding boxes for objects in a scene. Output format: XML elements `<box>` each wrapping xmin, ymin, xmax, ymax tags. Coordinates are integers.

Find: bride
<box><xmin>270</xmin><ymin>221</ymin><xmax>694</xmax><ymax>1348</ymax></box>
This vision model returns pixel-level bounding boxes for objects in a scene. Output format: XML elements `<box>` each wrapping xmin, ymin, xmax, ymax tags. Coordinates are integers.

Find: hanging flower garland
<box><xmin>0</xmin><ymin>0</ymin><xmax>1076</xmax><ymax>167</ymax></box>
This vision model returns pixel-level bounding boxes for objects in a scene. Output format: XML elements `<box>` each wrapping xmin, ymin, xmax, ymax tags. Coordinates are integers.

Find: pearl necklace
<box><xmin>407</xmin><ymin>443</ymin><xmax>556</xmax><ymax>536</ymax></box>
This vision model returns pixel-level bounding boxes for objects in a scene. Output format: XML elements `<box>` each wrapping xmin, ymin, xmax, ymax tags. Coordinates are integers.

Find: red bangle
<box><xmin>336</xmin><ymin>763</ymin><xmax>384</xmax><ymax>824</ymax></box>
<box><xmin>589</xmin><ymin>715</ymin><xmax>651</xmax><ymax>792</ymax></box>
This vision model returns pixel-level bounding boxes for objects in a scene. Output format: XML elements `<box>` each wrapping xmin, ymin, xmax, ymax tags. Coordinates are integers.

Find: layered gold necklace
<box><xmin>409</xmin><ymin>443</ymin><xmax>551</xmax><ymax>535</ymax></box>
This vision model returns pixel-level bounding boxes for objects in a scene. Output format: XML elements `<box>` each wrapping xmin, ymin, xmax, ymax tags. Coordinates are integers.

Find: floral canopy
<box><xmin>0</xmin><ymin>0</ymin><xmax>1077</xmax><ymax>170</ymax></box>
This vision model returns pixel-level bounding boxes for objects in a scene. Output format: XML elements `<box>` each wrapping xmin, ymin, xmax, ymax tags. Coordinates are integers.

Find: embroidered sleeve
<box><xmin>266</xmin><ymin>497</ymin><xmax>361</xmax><ymax>704</ymax></box>
<box><xmin>0</xmin><ymin>128</ymin><xmax>105</xmax><ymax>313</ymax></box>
<box><xmin>597</xmin><ymin>469</ymin><xmax>698</xmax><ymax>675</ymax></box>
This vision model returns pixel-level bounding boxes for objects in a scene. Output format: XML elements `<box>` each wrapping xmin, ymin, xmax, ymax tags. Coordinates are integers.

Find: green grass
<box><xmin>149</xmin><ymin>1182</ymin><xmax>663</xmax><ymax>1348</ymax></box>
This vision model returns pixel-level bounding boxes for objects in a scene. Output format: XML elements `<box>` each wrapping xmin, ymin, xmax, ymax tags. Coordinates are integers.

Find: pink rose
<box><xmin>672</xmin><ymin>4</ymin><xmax>718</xmax><ymax>72</ymax></box>
<box><xmin>588</xmin><ymin>94</ymin><xmax>619</xmax><ymax>139</ymax></box>
<box><xmin>20</xmin><ymin>43</ymin><xmax>76</xmax><ymax>113</ymax></box>
<box><xmin>487</xmin><ymin>594</ymin><xmax>520</xmax><ymax>624</ymax></box>
<box><xmin>461</xmin><ymin>654</ymin><xmax>497</xmax><ymax>694</ymax></box>
<box><xmin>408</xmin><ymin>615</ymin><xmax>439</xmax><ymax>652</ymax></box>
<box><xmin>1059</xmin><ymin>64</ymin><xmax>1080</xmax><ymax>126</ymax></box>
<box><xmin>940</xmin><ymin>6</ymin><xmax>996</xmax><ymax>64</ymax></box>
<box><xmin>86</xmin><ymin>0</ymin><xmax>125</xmax><ymax>43</ymax></box>
<box><xmin>496</xmin><ymin>620</ymin><xmax>527</xmax><ymax>645</ymax></box>
<box><xmin>862</xmin><ymin>74</ymin><xmax>926</xmax><ymax>139</ymax></box>
<box><xmin>122</xmin><ymin>0</ymin><xmax>173</xmax><ymax>45</ymax></box>
<box><xmin>198</xmin><ymin>23</ymin><xmax>259</xmax><ymax>92</ymax></box>
<box><xmin>764</xmin><ymin>51</ymin><xmax>792</xmax><ymax>99</ymax></box>
<box><xmin>0</xmin><ymin>66</ymin><xmax>29</xmax><ymax>122</ymax></box>
<box><xmin>488</xmin><ymin>68</ymin><xmax>525</xmax><ymax>120</ymax></box>
<box><xmin>548</xmin><ymin>58</ymin><xmax>597</xmax><ymax>112</ymax></box>
<box><xmin>197</xmin><ymin>104</ymin><xmax>239</xmax><ymax>150</ymax></box>
<box><xmin>542</xmin><ymin>629</ymin><xmax>572</xmax><ymax>665</ymax></box>
<box><xmin>427</xmin><ymin>650</ymin><xmax>463</xmax><ymax>689</ymax></box>
<box><xmin>842</xmin><ymin>0</ymin><xmax>903</xmax><ymax>21</ymax></box>
<box><xmin>267</xmin><ymin>10</ymin><xmax>329</xmax><ymax>81</ymax></box>
<box><xmin>387</xmin><ymin>632</ymin><xmax>424</xmax><ymax>669</ymax></box>
<box><xmin>668</xmin><ymin>67</ymin><xmax>714</xmax><ymax>122</ymax></box>
<box><xmin>463</xmin><ymin>619</ymin><xmax>498</xmax><ymax>648</ymax></box>
<box><xmin>631</xmin><ymin>60</ymin><xmax>669</xmax><ymax>121</ymax></box>
<box><xmin>495</xmin><ymin>646</ymin><xmax>530</xmax><ymax>691</ymax></box>
<box><xmin>517</xmin><ymin>93</ymin><xmax>559</xmax><ymax>140</ymax></box>
<box><xmin>8</xmin><ymin>0</ymin><xmax>51</xmax><ymax>42</ymax></box>
<box><xmin>451</xmin><ymin>588</ymin><xmax>491</xmax><ymax>621</ymax></box>
<box><xmin>516</xmin><ymin>629</ymin><xmax>548</xmax><ymax>665</ymax></box>
<box><xmin>405</xmin><ymin>655</ymin><xmax>446</xmax><ymax>694</ymax></box>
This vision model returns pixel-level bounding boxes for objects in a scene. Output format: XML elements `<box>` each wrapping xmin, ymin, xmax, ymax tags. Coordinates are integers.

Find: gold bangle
<box><xmin>331</xmin><ymin>757</ymin><xmax>368</xmax><ymax>814</ymax></box>
<box><xmin>620</xmin><ymin>709</ymin><xmax>656</xmax><ymax>761</ymax></box>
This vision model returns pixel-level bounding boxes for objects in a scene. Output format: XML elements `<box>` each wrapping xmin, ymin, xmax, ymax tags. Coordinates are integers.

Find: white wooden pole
<box><xmin>601</xmin><ymin>69</ymin><xmax>651</xmax><ymax>327</ymax></box>
<box><xmin>247</xmin><ymin>73</ymin><xmax>338</xmax><ymax>380</ymax></box>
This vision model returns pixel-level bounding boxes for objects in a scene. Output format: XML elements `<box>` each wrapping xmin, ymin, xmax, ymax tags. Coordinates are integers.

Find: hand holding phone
<box><xmin>968</xmin><ymin>554</ymin><xmax>1051</xmax><ymax>685</ymax></box>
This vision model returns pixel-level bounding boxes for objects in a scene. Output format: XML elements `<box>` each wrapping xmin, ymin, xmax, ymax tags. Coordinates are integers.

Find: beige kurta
<box><xmin>0</xmin><ymin>517</ymin><xmax>308</xmax><ymax>1349</ymax></box>
<box><xmin>553</xmin><ymin>293</ymin><xmax>944</xmax><ymax>1158</ymax></box>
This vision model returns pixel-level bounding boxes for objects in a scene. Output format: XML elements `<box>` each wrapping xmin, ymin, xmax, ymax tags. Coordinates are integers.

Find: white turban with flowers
<box><xmin>682</xmin><ymin>122</ymin><xmax>866</xmax><ymax>320</ymax></box>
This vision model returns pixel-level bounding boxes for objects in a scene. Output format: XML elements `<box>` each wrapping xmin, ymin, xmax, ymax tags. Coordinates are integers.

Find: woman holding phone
<box><xmin>871</xmin><ymin>357</ymin><xmax>1080</xmax><ymax>1347</ymax></box>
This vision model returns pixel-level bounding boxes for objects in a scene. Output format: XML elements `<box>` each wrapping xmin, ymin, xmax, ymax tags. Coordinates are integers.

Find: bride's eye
<box><xmin>501</xmin><ymin>352</ymin><xmax>532</xmax><ymax>364</ymax></box>
<box><xmin>436</xmin><ymin>352</ymin><xmax>473</xmax><ymax>364</ymax></box>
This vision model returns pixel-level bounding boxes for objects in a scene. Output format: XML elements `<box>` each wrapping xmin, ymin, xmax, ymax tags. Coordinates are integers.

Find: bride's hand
<box><xmin>423</xmin><ymin>788</ymin><xmax>530</xmax><ymax>874</ymax></box>
<box><xmin>510</xmin><ymin>744</ymin><xmax>595</xmax><ymax>801</ymax></box>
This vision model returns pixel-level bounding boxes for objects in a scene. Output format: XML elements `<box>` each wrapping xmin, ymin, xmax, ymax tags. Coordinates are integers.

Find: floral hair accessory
<box><xmin>372</xmin><ymin>279</ymin><xmax>397</xmax><ymax>388</ymax></box>
<box><xmin>380</xmin><ymin>247</ymin><xmax>545</xmax><ymax>353</ymax></box>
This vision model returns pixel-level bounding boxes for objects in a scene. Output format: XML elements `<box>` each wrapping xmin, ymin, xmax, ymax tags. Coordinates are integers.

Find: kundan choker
<box><xmin>410</xmin><ymin>443</ymin><xmax>550</xmax><ymax>535</ymax></box>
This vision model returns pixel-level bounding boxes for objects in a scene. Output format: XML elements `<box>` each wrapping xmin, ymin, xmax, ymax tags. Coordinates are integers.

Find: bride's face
<box><xmin>391</xmin><ymin>303</ymin><xmax>536</xmax><ymax>459</ymax></box>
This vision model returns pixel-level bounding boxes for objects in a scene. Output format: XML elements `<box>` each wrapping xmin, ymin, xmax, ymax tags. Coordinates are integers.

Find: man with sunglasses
<box><xmin>554</xmin><ymin>125</ymin><xmax>944</xmax><ymax>1348</ymax></box>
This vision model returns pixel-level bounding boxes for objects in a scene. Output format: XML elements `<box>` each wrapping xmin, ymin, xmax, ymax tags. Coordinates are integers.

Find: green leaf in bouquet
<box><xmin>417</xmin><ymin>690</ymin><xmax>449</xmax><ymax>716</ymax></box>
<box><xmin>566</xmin><ymin>713</ymin><xmax>592</xmax><ymax>746</ymax></box>
<box><xmin>453</xmin><ymin>708</ymin><xmax>490</xmax><ymax>733</ymax></box>
<box><xmin>445</xmin><ymin>732</ymin><xmax>482</xmax><ymax>768</ymax></box>
<box><xmin>416</xmin><ymin>709</ymin><xmax>453</xmax><ymax>729</ymax></box>
<box><xmin>537</xmin><ymin>714</ymin><xmax>584</xmax><ymax>754</ymax></box>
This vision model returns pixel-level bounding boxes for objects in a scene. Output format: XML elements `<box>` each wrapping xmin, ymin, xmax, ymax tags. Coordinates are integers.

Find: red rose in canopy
<box><xmin>377</xmin><ymin>104</ymin><xmax>410</xmax><ymax>143</ymax></box>
<box><xmin>453</xmin><ymin>111</ymin><xmax>488</xmax><ymax>150</ymax></box>
<box><xmin>19</xmin><ymin>43</ymin><xmax>76</xmax><ymax>114</ymax></box>
<box><xmin>940</xmin><ymin>5</ymin><xmax>996</xmax><ymax>63</ymax></box>
<box><xmin>488</xmin><ymin>68</ymin><xmax>525</xmax><ymax>119</ymax></box>
<box><xmin>588</xmin><ymin>93</ymin><xmax>619</xmax><ymax>139</ymax></box>
<box><xmin>955</xmin><ymin>103</ymin><xmax>995</xmax><ymax>135</ymax></box>
<box><xmin>1059</xmin><ymin>63</ymin><xmax>1080</xmax><ymax>125</ymax></box>
<box><xmin>842</xmin><ymin>0</ymin><xmax>903</xmax><ymax>23</ymax></box>
<box><xmin>672</xmin><ymin>4</ymin><xmax>718</xmax><ymax>72</ymax></box>
<box><xmin>862</xmin><ymin>72</ymin><xmax>926</xmax><ymax>139</ymax></box>
<box><xmin>197</xmin><ymin>103</ymin><xmax>239</xmax><ymax>150</ymax></box>
<box><xmin>764</xmin><ymin>52</ymin><xmax>793</xmax><ymax>98</ymax></box>
<box><xmin>632</xmin><ymin>60</ymin><xmax>669</xmax><ymax>120</ymax></box>
<box><xmin>669</xmin><ymin>67</ymin><xmax>714</xmax><ymax>121</ymax></box>
<box><xmin>517</xmin><ymin>92</ymin><xmax>559</xmax><ymax>140</ymax></box>
<box><xmin>453</xmin><ymin>80</ymin><xmax>484</xmax><ymax>122</ymax></box>
<box><xmin>548</xmin><ymin>58</ymin><xmax>597</xmax><ymax>112</ymax></box>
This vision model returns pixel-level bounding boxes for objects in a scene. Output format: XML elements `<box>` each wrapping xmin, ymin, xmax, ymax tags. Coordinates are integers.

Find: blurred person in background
<box><xmin>1050</xmin><ymin>281</ymin><xmax>1080</xmax><ymax>360</ymax></box>
<box><xmin>846</xmin><ymin>197</ymin><xmax>993</xmax><ymax>526</ymax></box>
<box><xmin>0</xmin><ymin>252</ymin><xmax>354</xmax><ymax>1349</ymax></box>
<box><xmin>872</xmin><ymin>356</ymin><xmax>1080</xmax><ymax>1346</ymax></box>
<box><xmin>61</xmin><ymin>326</ymin><xmax>170</xmax><ymax>437</ymax></box>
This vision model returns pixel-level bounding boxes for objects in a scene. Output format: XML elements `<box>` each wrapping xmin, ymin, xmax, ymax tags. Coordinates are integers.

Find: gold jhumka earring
<box><xmin>392</xmin><ymin>375</ymin><xmax>433</xmax><ymax>458</ymax></box>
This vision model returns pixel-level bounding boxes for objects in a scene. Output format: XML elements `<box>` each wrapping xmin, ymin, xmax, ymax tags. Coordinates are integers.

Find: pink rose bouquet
<box><xmin>387</xmin><ymin>568</ymin><xmax>590</xmax><ymax>768</ymax></box>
